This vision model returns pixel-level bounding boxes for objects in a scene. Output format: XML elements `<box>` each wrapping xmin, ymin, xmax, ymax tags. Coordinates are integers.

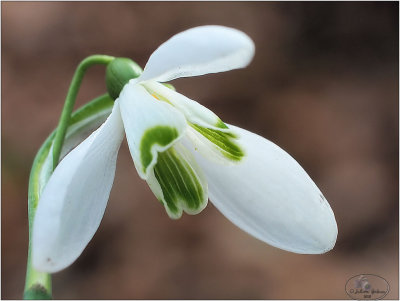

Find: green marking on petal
<box><xmin>162</xmin><ymin>83</ymin><xmax>176</xmax><ymax>91</ymax></box>
<box><xmin>215</xmin><ymin>119</ymin><xmax>229</xmax><ymax>129</ymax></box>
<box><xmin>190</xmin><ymin>123</ymin><xmax>244</xmax><ymax>162</ymax></box>
<box><xmin>153</xmin><ymin>147</ymin><xmax>207</xmax><ymax>219</ymax></box>
<box><xmin>140</xmin><ymin>126</ymin><xmax>179</xmax><ymax>173</ymax></box>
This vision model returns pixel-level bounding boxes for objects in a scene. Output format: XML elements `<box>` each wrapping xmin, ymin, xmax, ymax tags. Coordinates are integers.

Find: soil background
<box><xmin>2</xmin><ymin>2</ymin><xmax>399</xmax><ymax>299</ymax></box>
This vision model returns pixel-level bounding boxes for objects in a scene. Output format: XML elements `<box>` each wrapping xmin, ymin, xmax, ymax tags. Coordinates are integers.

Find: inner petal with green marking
<box><xmin>147</xmin><ymin>144</ymin><xmax>208</xmax><ymax>219</ymax></box>
<box><xmin>140</xmin><ymin>81</ymin><xmax>245</xmax><ymax>163</ymax></box>
<box><xmin>119</xmin><ymin>82</ymin><xmax>187</xmax><ymax>180</ymax></box>
<box><xmin>191</xmin><ymin>123</ymin><xmax>244</xmax><ymax>161</ymax></box>
<box><xmin>139</xmin><ymin>125</ymin><xmax>179</xmax><ymax>174</ymax></box>
<box><xmin>188</xmin><ymin>122</ymin><xmax>245</xmax><ymax>164</ymax></box>
<box><xmin>142</xmin><ymin>82</ymin><xmax>237</xmax><ymax>132</ymax></box>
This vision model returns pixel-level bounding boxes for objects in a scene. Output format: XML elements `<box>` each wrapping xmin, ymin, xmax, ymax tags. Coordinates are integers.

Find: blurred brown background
<box><xmin>2</xmin><ymin>2</ymin><xmax>398</xmax><ymax>299</ymax></box>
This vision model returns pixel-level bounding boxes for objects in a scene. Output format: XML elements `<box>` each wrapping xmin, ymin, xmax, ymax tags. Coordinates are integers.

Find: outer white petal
<box><xmin>119</xmin><ymin>82</ymin><xmax>187</xmax><ymax>179</ymax></box>
<box><xmin>60</xmin><ymin>106</ymin><xmax>114</xmax><ymax>160</ymax></box>
<box><xmin>32</xmin><ymin>102</ymin><xmax>124</xmax><ymax>273</ymax></box>
<box><xmin>138</xmin><ymin>25</ymin><xmax>255</xmax><ymax>82</ymax></box>
<box><xmin>39</xmin><ymin>107</ymin><xmax>113</xmax><ymax>194</ymax></box>
<box><xmin>185</xmin><ymin>125</ymin><xmax>338</xmax><ymax>254</ymax></box>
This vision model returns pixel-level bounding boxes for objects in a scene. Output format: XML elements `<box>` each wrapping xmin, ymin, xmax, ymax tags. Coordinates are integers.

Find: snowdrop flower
<box><xmin>32</xmin><ymin>25</ymin><xmax>337</xmax><ymax>273</ymax></box>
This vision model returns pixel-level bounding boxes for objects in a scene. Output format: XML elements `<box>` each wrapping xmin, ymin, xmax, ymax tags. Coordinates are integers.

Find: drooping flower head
<box><xmin>32</xmin><ymin>25</ymin><xmax>337</xmax><ymax>273</ymax></box>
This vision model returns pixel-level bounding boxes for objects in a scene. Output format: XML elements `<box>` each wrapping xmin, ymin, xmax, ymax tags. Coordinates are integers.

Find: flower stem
<box><xmin>52</xmin><ymin>55</ymin><xmax>115</xmax><ymax>169</ymax></box>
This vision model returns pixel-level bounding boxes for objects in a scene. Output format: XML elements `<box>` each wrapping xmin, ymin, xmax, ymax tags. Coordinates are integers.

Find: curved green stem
<box><xmin>24</xmin><ymin>94</ymin><xmax>114</xmax><ymax>299</ymax></box>
<box><xmin>52</xmin><ymin>55</ymin><xmax>115</xmax><ymax>168</ymax></box>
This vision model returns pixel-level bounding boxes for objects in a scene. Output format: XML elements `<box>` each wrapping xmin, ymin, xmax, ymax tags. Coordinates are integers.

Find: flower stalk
<box><xmin>52</xmin><ymin>55</ymin><xmax>115</xmax><ymax>168</ymax></box>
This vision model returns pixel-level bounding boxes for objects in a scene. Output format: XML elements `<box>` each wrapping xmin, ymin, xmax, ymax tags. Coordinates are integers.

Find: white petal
<box><xmin>60</xmin><ymin>106</ymin><xmax>113</xmax><ymax>159</ymax></box>
<box><xmin>40</xmin><ymin>106</ymin><xmax>113</xmax><ymax>195</ymax></box>
<box><xmin>119</xmin><ymin>82</ymin><xmax>187</xmax><ymax>179</ymax></box>
<box><xmin>186</xmin><ymin>125</ymin><xmax>338</xmax><ymax>254</ymax></box>
<box><xmin>138</xmin><ymin>25</ymin><xmax>255</xmax><ymax>82</ymax></box>
<box><xmin>32</xmin><ymin>102</ymin><xmax>124</xmax><ymax>273</ymax></box>
<box><xmin>143</xmin><ymin>81</ymin><xmax>229</xmax><ymax>131</ymax></box>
